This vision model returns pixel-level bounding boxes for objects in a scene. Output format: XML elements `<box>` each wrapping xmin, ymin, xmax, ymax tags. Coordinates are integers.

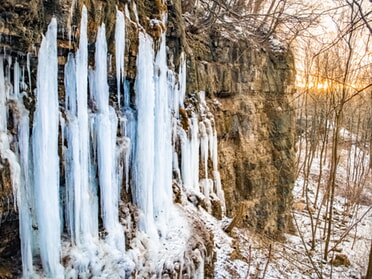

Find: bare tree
<box><xmin>294</xmin><ymin>0</ymin><xmax>372</xmax><ymax>263</ymax></box>
<box><xmin>367</xmin><ymin>239</ymin><xmax>372</xmax><ymax>279</ymax></box>
<box><xmin>184</xmin><ymin>0</ymin><xmax>322</xmax><ymax>47</ymax></box>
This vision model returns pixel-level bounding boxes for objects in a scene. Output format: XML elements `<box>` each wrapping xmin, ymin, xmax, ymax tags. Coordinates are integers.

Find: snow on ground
<box><xmin>282</xmin><ymin>130</ymin><xmax>372</xmax><ymax>278</ymax></box>
<box><xmin>199</xmin><ymin>127</ymin><xmax>371</xmax><ymax>278</ymax></box>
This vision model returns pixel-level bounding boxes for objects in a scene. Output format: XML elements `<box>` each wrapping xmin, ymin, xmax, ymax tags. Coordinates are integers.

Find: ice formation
<box><xmin>115</xmin><ymin>9</ymin><xmax>125</xmax><ymax>107</ymax></box>
<box><xmin>64</xmin><ymin>6</ymin><xmax>99</xmax><ymax>247</ymax></box>
<box><xmin>0</xmin><ymin>3</ymin><xmax>226</xmax><ymax>278</ymax></box>
<box><xmin>133</xmin><ymin>32</ymin><xmax>157</xmax><ymax>236</ymax></box>
<box><xmin>32</xmin><ymin>18</ymin><xmax>64</xmax><ymax>278</ymax></box>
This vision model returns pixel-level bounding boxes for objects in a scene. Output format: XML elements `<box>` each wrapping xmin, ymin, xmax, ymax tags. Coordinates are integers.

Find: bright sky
<box><xmin>292</xmin><ymin>0</ymin><xmax>372</xmax><ymax>89</ymax></box>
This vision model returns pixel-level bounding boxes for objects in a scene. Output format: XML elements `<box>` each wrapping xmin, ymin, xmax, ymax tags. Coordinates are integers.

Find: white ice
<box><xmin>32</xmin><ymin>18</ymin><xmax>64</xmax><ymax>278</ymax></box>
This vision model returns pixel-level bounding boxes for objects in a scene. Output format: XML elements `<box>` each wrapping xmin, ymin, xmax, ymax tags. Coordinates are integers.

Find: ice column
<box><xmin>178</xmin><ymin>53</ymin><xmax>186</xmax><ymax>109</ymax></box>
<box><xmin>199</xmin><ymin>119</ymin><xmax>213</xmax><ymax>203</ymax></box>
<box><xmin>18</xmin><ymin>107</ymin><xmax>34</xmax><ymax>277</ymax></box>
<box><xmin>180</xmin><ymin>128</ymin><xmax>192</xmax><ymax>189</ymax></box>
<box><xmin>190</xmin><ymin>116</ymin><xmax>200</xmax><ymax>190</ymax></box>
<box><xmin>177</xmin><ymin>55</ymin><xmax>201</xmax><ymax>193</ymax></box>
<box><xmin>210</xmin><ymin>118</ymin><xmax>225</xmax><ymax>205</ymax></box>
<box><xmin>1</xmin><ymin>57</ymin><xmax>34</xmax><ymax>277</ymax></box>
<box><xmin>0</xmin><ymin>56</ymin><xmax>6</xmax><ymax>130</ymax></box>
<box><xmin>179</xmin><ymin>90</ymin><xmax>225</xmax><ymax>212</ymax></box>
<box><xmin>93</xmin><ymin>24</ymin><xmax>124</xmax><ymax>250</ymax></box>
<box><xmin>200</xmin><ymin>121</ymin><xmax>209</xmax><ymax>179</ymax></box>
<box><xmin>201</xmin><ymin>93</ymin><xmax>226</xmax><ymax>210</ymax></box>
<box><xmin>153</xmin><ymin>32</ymin><xmax>173</xmax><ymax>236</ymax></box>
<box><xmin>64</xmin><ymin>6</ymin><xmax>98</xmax><ymax>246</ymax></box>
<box><xmin>115</xmin><ymin>9</ymin><xmax>125</xmax><ymax>107</ymax></box>
<box><xmin>123</xmin><ymin>106</ymin><xmax>136</xmax><ymax>191</ymax></box>
<box><xmin>32</xmin><ymin>18</ymin><xmax>64</xmax><ymax>278</ymax></box>
<box><xmin>172</xmin><ymin>53</ymin><xmax>186</xmax><ymax>115</ymax></box>
<box><xmin>65</xmin><ymin>53</ymin><xmax>79</xmax><ymax>242</ymax></box>
<box><xmin>13</xmin><ymin>61</ymin><xmax>35</xmax><ymax>277</ymax></box>
<box><xmin>133</xmin><ymin>32</ymin><xmax>156</xmax><ymax>236</ymax></box>
<box><xmin>180</xmin><ymin>114</ymin><xmax>200</xmax><ymax>191</ymax></box>
<box><xmin>115</xmin><ymin>8</ymin><xmax>133</xmax><ymax>191</ymax></box>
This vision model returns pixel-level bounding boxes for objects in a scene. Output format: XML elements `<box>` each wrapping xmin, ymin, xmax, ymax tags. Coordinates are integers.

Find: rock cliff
<box><xmin>184</xmin><ymin>24</ymin><xmax>296</xmax><ymax>236</ymax></box>
<box><xmin>0</xmin><ymin>0</ymin><xmax>296</xmax><ymax>276</ymax></box>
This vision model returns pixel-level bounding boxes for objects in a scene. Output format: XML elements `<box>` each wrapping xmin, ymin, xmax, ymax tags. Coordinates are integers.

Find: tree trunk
<box><xmin>366</xmin><ymin>239</ymin><xmax>372</xmax><ymax>279</ymax></box>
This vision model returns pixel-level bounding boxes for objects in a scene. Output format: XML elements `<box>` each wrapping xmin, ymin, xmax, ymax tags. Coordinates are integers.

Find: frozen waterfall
<box><xmin>0</xmin><ymin>56</ymin><xmax>35</xmax><ymax>277</ymax></box>
<box><xmin>93</xmin><ymin>23</ymin><xmax>125</xmax><ymax>251</ymax></box>
<box><xmin>32</xmin><ymin>18</ymin><xmax>64</xmax><ymax>278</ymax></box>
<box><xmin>133</xmin><ymin>32</ymin><xmax>157</xmax><ymax>236</ymax></box>
<box><xmin>64</xmin><ymin>5</ymin><xmax>100</xmax><ymax>257</ymax></box>
<box><xmin>0</xmin><ymin>4</ymin><xmax>226</xmax><ymax>278</ymax></box>
<box><xmin>153</xmin><ymin>31</ymin><xmax>173</xmax><ymax>237</ymax></box>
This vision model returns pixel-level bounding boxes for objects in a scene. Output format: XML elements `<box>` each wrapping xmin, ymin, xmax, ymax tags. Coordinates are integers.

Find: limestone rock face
<box><xmin>186</xmin><ymin>29</ymin><xmax>296</xmax><ymax>236</ymax></box>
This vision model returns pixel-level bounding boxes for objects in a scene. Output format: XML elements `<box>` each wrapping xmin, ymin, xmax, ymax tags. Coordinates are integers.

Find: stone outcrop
<box><xmin>183</xmin><ymin>20</ymin><xmax>296</xmax><ymax>236</ymax></box>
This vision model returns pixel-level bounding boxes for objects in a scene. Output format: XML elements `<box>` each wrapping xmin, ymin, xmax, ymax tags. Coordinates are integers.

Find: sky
<box><xmin>291</xmin><ymin>0</ymin><xmax>372</xmax><ymax>89</ymax></box>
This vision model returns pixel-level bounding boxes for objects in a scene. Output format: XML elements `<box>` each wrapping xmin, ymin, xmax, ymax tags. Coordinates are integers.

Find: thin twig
<box><xmin>261</xmin><ymin>244</ymin><xmax>272</xmax><ymax>279</ymax></box>
<box><xmin>328</xmin><ymin>206</ymin><xmax>372</xmax><ymax>254</ymax></box>
<box><xmin>246</xmin><ymin>245</ymin><xmax>252</xmax><ymax>279</ymax></box>
<box><xmin>292</xmin><ymin>211</ymin><xmax>323</xmax><ymax>279</ymax></box>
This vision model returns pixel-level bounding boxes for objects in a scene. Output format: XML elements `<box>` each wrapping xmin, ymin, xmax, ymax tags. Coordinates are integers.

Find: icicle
<box><xmin>131</xmin><ymin>2</ymin><xmax>140</xmax><ymax>23</ymax></box>
<box><xmin>108</xmin><ymin>54</ymin><xmax>112</xmax><ymax>73</ymax></box>
<box><xmin>199</xmin><ymin>91</ymin><xmax>206</xmax><ymax>107</ymax></box>
<box><xmin>213</xmin><ymin>170</ymin><xmax>225</xmax><ymax>211</ymax></box>
<box><xmin>204</xmin><ymin>119</ymin><xmax>213</xmax><ymax>163</ymax></box>
<box><xmin>209</xmin><ymin>117</ymin><xmax>225</xmax><ymax>209</ymax></box>
<box><xmin>65</xmin><ymin>6</ymin><xmax>98</xmax><ymax>246</ymax></box>
<box><xmin>153</xmin><ymin>32</ymin><xmax>173</xmax><ymax>236</ymax></box>
<box><xmin>190</xmin><ymin>115</ymin><xmax>200</xmax><ymax>190</ymax></box>
<box><xmin>0</xmin><ymin>57</ymin><xmax>23</xmax><ymax>259</ymax></box>
<box><xmin>0</xmin><ymin>57</ymin><xmax>35</xmax><ymax>277</ymax></box>
<box><xmin>0</xmin><ymin>56</ymin><xmax>6</xmax><ymax>131</ymax></box>
<box><xmin>115</xmin><ymin>8</ymin><xmax>132</xmax><ymax>196</ymax></box>
<box><xmin>18</xmin><ymin>114</ymin><xmax>34</xmax><ymax>277</ymax></box>
<box><xmin>200</xmin><ymin>179</ymin><xmax>213</xmax><ymax>205</ymax></box>
<box><xmin>5</xmin><ymin>56</ymin><xmax>12</xmax><ymax>90</ymax></box>
<box><xmin>67</xmin><ymin>0</ymin><xmax>77</xmax><ymax>47</ymax></box>
<box><xmin>123</xmin><ymin>107</ymin><xmax>136</xmax><ymax>191</ymax></box>
<box><xmin>65</xmin><ymin>53</ymin><xmax>77</xmax><ymax>114</ymax></box>
<box><xmin>13</xmin><ymin>61</ymin><xmax>20</xmax><ymax>99</ymax></box>
<box><xmin>121</xmin><ymin>83</ymin><xmax>134</xmax><ymax>189</ymax></box>
<box><xmin>178</xmin><ymin>88</ymin><xmax>226</xmax><ymax>214</ymax></box>
<box><xmin>177</xmin><ymin>56</ymin><xmax>203</xmax><ymax>192</ymax></box>
<box><xmin>13</xmin><ymin>61</ymin><xmax>35</xmax><ymax>277</ymax></box>
<box><xmin>180</xmin><ymin>114</ymin><xmax>200</xmax><ymax>192</ymax></box>
<box><xmin>27</xmin><ymin>53</ymin><xmax>32</xmax><ymax>90</ymax></box>
<box><xmin>199</xmin><ymin>121</ymin><xmax>208</xmax><ymax>179</ymax></box>
<box><xmin>171</xmin><ymin>54</ymin><xmax>186</xmax><ymax>118</ymax></box>
<box><xmin>93</xmin><ymin>24</ymin><xmax>125</xmax><ymax>251</ymax></box>
<box><xmin>180</xmin><ymin>128</ymin><xmax>192</xmax><ymax>190</ymax></box>
<box><xmin>64</xmin><ymin>53</ymin><xmax>79</xmax><ymax>243</ymax></box>
<box><xmin>32</xmin><ymin>18</ymin><xmax>64</xmax><ymax>278</ymax></box>
<box><xmin>133</xmin><ymin>32</ymin><xmax>157</xmax><ymax>236</ymax></box>
<box><xmin>210</xmin><ymin>118</ymin><xmax>218</xmax><ymax>171</ymax></box>
<box><xmin>178</xmin><ymin>53</ymin><xmax>186</xmax><ymax>108</ymax></box>
<box><xmin>75</xmin><ymin>6</ymin><xmax>98</xmax><ymax>245</ymax></box>
<box><xmin>20</xmin><ymin>65</ymin><xmax>27</xmax><ymax>91</ymax></box>
<box><xmin>115</xmin><ymin>8</ymin><xmax>125</xmax><ymax>107</ymax></box>
<box><xmin>123</xmin><ymin>79</ymin><xmax>130</xmax><ymax>108</ymax></box>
